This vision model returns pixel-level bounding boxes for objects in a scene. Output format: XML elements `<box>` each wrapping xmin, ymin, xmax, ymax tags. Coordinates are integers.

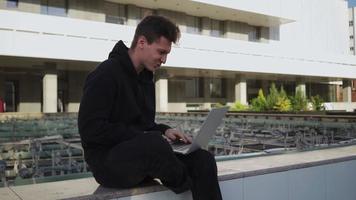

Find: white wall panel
<box><xmin>220</xmin><ymin>179</ymin><xmax>243</xmax><ymax>200</ymax></box>
<box><xmin>279</xmin><ymin>0</ymin><xmax>349</xmax><ymax>56</ymax></box>
<box><xmin>244</xmin><ymin>172</ymin><xmax>289</xmax><ymax>200</ymax></box>
<box><xmin>325</xmin><ymin>160</ymin><xmax>356</xmax><ymax>200</ymax></box>
<box><xmin>0</xmin><ymin>4</ymin><xmax>355</xmax><ymax>79</ymax></box>
<box><xmin>288</xmin><ymin>166</ymin><xmax>326</xmax><ymax>200</ymax></box>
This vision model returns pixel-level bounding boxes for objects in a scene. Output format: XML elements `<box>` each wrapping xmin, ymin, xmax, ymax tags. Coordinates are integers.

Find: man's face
<box><xmin>141</xmin><ymin>36</ymin><xmax>172</xmax><ymax>72</ymax></box>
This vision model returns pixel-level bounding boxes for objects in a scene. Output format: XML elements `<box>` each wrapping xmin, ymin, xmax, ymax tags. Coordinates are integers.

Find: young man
<box><xmin>78</xmin><ymin>15</ymin><xmax>222</xmax><ymax>200</ymax></box>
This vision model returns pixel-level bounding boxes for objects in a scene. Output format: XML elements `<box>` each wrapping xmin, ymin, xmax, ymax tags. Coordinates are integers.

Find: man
<box><xmin>78</xmin><ymin>15</ymin><xmax>222</xmax><ymax>200</ymax></box>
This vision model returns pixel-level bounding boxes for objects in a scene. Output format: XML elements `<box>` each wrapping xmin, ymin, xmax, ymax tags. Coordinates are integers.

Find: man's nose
<box><xmin>161</xmin><ymin>55</ymin><xmax>167</xmax><ymax>64</ymax></box>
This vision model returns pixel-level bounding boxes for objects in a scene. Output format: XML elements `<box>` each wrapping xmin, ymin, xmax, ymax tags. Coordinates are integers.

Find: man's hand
<box><xmin>164</xmin><ymin>128</ymin><xmax>192</xmax><ymax>143</ymax></box>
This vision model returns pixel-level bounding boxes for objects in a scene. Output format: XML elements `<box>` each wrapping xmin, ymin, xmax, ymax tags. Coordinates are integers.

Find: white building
<box><xmin>0</xmin><ymin>0</ymin><xmax>355</xmax><ymax>113</ymax></box>
<box><xmin>348</xmin><ymin>6</ymin><xmax>356</xmax><ymax>102</ymax></box>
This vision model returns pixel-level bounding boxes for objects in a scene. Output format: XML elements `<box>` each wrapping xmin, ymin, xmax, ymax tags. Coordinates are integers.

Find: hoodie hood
<box><xmin>109</xmin><ymin>40</ymin><xmax>128</xmax><ymax>59</ymax></box>
<box><xmin>108</xmin><ymin>40</ymin><xmax>153</xmax><ymax>81</ymax></box>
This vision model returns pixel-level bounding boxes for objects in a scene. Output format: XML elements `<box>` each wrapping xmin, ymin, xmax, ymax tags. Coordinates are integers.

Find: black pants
<box><xmin>92</xmin><ymin>132</ymin><xmax>222</xmax><ymax>200</ymax></box>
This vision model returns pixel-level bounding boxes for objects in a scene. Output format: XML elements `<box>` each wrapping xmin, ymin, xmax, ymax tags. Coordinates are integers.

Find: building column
<box><xmin>155</xmin><ymin>78</ymin><xmax>168</xmax><ymax>112</ymax></box>
<box><xmin>343</xmin><ymin>80</ymin><xmax>352</xmax><ymax>102</ymax></box>
<box><xmin>235</xmin><ymin>75</ymin><xmax>247</xmax><ymax>105</ymax></box>
<box><xmin>43</xmin><ymin>73</ymin><xmax>57</xmax><ymax>113</ymax></box>
<box><xmin>295</xmin><ymin>80</ymin><xmax>306</xmax><ymax>97</ymax></box>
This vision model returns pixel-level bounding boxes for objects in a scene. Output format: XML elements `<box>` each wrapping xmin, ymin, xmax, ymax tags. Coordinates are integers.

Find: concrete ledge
<box><xmin>1</xmin><ymin>145</ymin><xmax>356</xmax><ymax>200</ymax></box>
<box><xmin>66</xmin><ymin>184</ymin><xmax>167</xmax><ymax>200</ymax></box>
<box><xmin>218</xmin><ymin>155</ymin><xmax>356</xmax><ymax>181</ymax></box>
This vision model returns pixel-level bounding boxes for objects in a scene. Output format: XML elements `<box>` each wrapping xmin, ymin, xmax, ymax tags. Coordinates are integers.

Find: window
<box><xmin>105</xmin><ymin>2</ymin><xmax>127</xmax><ymax>25</ymax></box>
<box><xmin>249</xmin><ymin>26</ymin><xmax>262</xmax><ymax>42</ymax></box>
<box><xmin>186</xmin><ymin>16</ymin><xmax>202</xmax><ymax>34</ymax></box>
<box><xmin>210</xmin><ymin>19</ymin><xmax>224</xmax><ymax>37</ymax></box>
<box><xmin>168</xmin><ymin>77</ymin><xmax>204</xmax><ymax>100</ymax></box>
<box><xmin>6</xmin><ymin>0</ymin><xmax>18</xmax><ymax>8</ymax></box>
<box><xmin>351</xmin><ymin>47</ymin><xmax>354</xmax><ymax>51</ymax></box>
<box><xmin>256</xmin><ymin>27</ymin><xmax>262</xmax><ymax>40</ymax></box>
<box><xmin>5</xmin><ymin>81</ymin><xmax>18</xmax><ymax>112</ymax></box>
<box><xmin>41</xmin><ymin>0</ymin><xmax>68</xmax><ymax>17</ymax></box>
<box><xmin>350</xmin><ymin>21</ymin><xmax>354</xmax><ymax>27</ymax></box>
<box><xmin>184</xmin><ymin>78</ymin><xmax>204</xmax><ymax>98</ymax></box>
<box><xmin>106</xmin><ymin>15</ymin><xmax>126</xmax><ymax>25</ymax></box>
<box><xmin>208</xmin><ymin>78</ymin><xmax>226</xmax><ymax>98</ymax></box>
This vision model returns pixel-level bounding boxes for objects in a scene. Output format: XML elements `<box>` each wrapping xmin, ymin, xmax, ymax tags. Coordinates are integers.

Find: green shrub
<box><xmin>273</xmin><ymin>86</ymin><xmax>291</xmax><ymax>111</ymax></box>
<box><xmin>249</xmin><ymin>84</ymin><xmax>326</xmax><ymax>112</ymax></box>
<box><xmin>274</xmin><ymin>96</ymin><xmax>291</xmax><ymax>111</ymax></box>
<box><xmin>266</xmin><ymin>83</ymin><xmax>279</xmax><ymax>110</ymax></box>
<box><xmin>251</xmin><ymin>89</ymin><xmax>267</xmax><ymax>111</ymax></box>
<box><xmin>230</xmin><ymin>101</ymin><xmax>249</xmax><ymax>111</ymax></box>
<box><xmin>311</xmin><ymin>95</ymin><xmax>325</xmax><ymax>111</ymax></box>
<box><xmin>290</xmin><ymin>89</ymin><xmax>308</xmax><ymax>111</ymax></box>
<box><xmin>212</xmin><ymin>102</ymin><xmax>226</xmax><ymax>108</ymax></box>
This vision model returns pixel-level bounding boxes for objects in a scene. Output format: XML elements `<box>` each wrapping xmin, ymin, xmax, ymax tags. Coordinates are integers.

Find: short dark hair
<box><xmin>131</xmin><ymin>15</ymin><xmax>180</xmax><ymax>49</ymax></box>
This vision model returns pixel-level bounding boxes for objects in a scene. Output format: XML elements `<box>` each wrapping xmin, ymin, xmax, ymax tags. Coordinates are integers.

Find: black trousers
<box><xmin>92</xmin><ymin>132</ymin><xmax>222</xmax><ymax>200</ymax></box>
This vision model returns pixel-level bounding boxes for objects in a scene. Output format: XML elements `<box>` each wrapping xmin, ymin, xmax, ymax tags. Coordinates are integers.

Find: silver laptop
<box><xmin>171</xmin><ymin>107</ymin><xmax>228</xmax><ymax>154</ymax></box>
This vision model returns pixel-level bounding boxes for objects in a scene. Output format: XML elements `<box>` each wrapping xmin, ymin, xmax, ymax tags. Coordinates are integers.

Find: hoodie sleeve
<box><xmin>78</xmin><ymin>64</ymin><xmax>140</xmax><ymax>147</ymax></box>
<box><xmin>148</xmin><ymin>123</ymin><xmax>172</xmax><ymax>135</ymax></box>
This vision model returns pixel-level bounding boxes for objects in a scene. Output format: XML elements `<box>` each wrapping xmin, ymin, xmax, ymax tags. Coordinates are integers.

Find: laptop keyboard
<box><xmin>171</xmin><ymin>141</ymin><xmax>191</xmax><ymax>151</ymax></box>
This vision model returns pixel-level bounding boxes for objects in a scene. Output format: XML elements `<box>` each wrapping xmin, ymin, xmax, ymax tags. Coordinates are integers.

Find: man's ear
<box><xmin>137</xmin><ymin>36</ymin><xmax>147</xmax><ymax>49</ymax></box>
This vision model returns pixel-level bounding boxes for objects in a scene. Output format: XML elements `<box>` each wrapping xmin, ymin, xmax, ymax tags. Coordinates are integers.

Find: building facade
<box><xmin>0</xmin><ymin>0</ymin><xmax>355</xmax><ymax>113</ymax></box>
<box><xmin>348</xmin><ymin>6</ymin><xmax>356</xmax><ymax>102</ymax></box>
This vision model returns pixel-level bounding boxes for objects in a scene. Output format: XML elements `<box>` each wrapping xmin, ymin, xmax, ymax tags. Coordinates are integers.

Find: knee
<box><xmin>194</xmin><ymin>149</ymin><xmax>216</xmax><ymax>163</ymax></box>
<box><xmin>191</xmin><ymin>149</ymin><xmax>217</xmax><ymax>172</ymax></box>
<box><xmin>141</xmin><ymin>132</ymin><xmax>172</xmax><ymax>155</ymax></box>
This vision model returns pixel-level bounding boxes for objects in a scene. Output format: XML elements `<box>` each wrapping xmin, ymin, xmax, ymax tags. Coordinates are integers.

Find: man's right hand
<box><xmin>164</xmin><ymin>128</ymin><xmax>192</xmax><ymax>144</ymax></box>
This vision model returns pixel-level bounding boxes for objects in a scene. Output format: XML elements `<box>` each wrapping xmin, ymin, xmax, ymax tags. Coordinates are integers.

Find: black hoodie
<box><xmin>78</xmin><ymin>41</ymin><xmax>171</xmax><ymax>169</ymax></box>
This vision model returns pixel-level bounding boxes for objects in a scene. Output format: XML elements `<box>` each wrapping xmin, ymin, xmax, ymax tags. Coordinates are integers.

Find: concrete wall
<box><xmin>116</xmin><ymin>159</ymin><xmax>356</xmax><ymax>200</ymax></box>
<box><xmin>2</xmin><ymin>9</ymin><xmax>354</xmax><ymax>79</ymax></box>
<box><xmin>0</xmin><ymin>0</ymin><xmax>349</xmax><ymax>55</ymax></box>
<box><xmin>219</xmin><ymin>160</ymin><xmax>356</xmax><ymax>200</ymax></box>
<box><xmin>349</xmin><ymin>8</ymin><xmax>355</xmax><ymax>55</ymax></box>
<box><xmin>0</xmin><ymin>0</ymin><xmax>269</xmax><ymax>42</ymax></box>
<box><xmin>279</xmin><ymin>0</ymin><xmax>349</xmax><ymax>55</ymax></box>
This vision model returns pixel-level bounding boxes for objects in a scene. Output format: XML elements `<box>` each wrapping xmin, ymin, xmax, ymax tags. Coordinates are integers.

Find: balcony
<box><xmin>108</xmin><ymin>0</ymin><xmax>296</xmax><ymax>27</ymax></box>
<box><xmin>1</xmin><ymin>10</ymin><xmax>356</xmax><ymax>79</ymax></box>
